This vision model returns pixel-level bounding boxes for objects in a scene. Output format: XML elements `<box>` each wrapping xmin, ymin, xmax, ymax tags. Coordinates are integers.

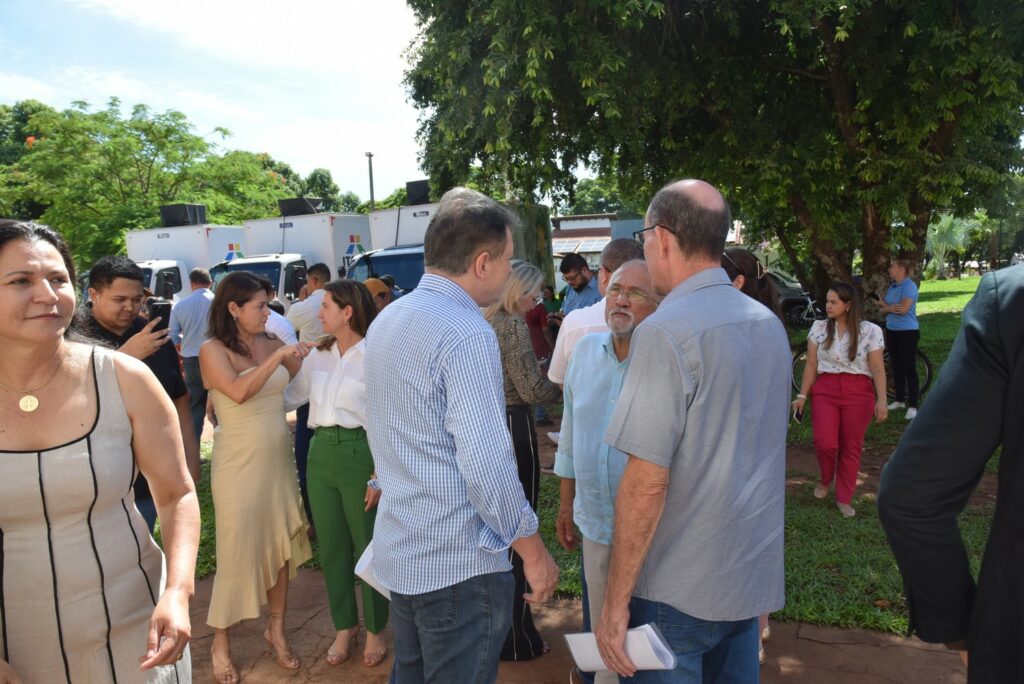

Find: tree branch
<box><xmin>816</xmin><ymin>17</ymin><xmax>862</xmax><ymax>155</ymax></box>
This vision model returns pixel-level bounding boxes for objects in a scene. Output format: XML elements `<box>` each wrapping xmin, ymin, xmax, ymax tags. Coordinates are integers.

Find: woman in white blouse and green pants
<box><xmin>286</xmin><ymin>280</ymin><xmax>389</xmax><ymax>667</ymax></box>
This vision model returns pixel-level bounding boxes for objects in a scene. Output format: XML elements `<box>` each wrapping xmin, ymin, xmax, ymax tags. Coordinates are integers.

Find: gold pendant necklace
<box><xmin>0</xmin><ymin>356</ymin><xmax>64</xmax><ymax>413</ymax></box>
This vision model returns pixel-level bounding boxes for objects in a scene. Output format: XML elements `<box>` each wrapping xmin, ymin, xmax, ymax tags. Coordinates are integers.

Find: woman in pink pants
<box><xmin>792</xmin><ymin>281</ymin><xmax>888</xmax><ymax>517</ymax></box>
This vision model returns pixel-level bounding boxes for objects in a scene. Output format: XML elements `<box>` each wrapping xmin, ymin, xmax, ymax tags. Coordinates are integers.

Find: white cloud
<box><xmin>0</xmin><ymin>71</ymin><xmax>58</xmax><ymax>103</ymax></box>
<box><xmin>68</xmin><ymin>0</ymin><xmax>421</xmax><ymax>78</ymax></box>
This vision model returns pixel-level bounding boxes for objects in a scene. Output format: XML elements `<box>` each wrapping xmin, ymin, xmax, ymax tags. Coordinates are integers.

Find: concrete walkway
<box><xmin>188</xmin><ymin>567</ymin><xmax>965</xmax><ymax>683</ymax></box>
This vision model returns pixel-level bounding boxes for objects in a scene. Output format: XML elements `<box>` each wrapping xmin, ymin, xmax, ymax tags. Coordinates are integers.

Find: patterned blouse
<box><xmin>808</xmin><ymin>318</ymin><xmax>885</xmax><ymax>378</ymax></box>
<box><xmin>489</xmin><ymin>310</ymin><xmax>562</xmax><ymax>409</ymax></box>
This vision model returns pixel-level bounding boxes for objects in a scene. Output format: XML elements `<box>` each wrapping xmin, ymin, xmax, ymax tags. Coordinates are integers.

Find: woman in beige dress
<box><xmin>0</xmin><ymin>220</ymin><xmax>200</xmax><ymax>683</ymax></box>
<box><xmin>200</xmin><ymin>272</ymin><xmax>313</xmax><ymax>683</ymax></box>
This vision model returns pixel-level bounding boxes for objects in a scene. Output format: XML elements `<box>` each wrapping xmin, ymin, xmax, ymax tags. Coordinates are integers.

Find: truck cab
<box><xmin>346</xmin><ymin>244</ymin><xmax>425</xmax><ymax>293</ymax></box>
<box><xmin>210</xmin><ymin>253</ymin><xmax>308</xmax><ymax>310</ymax></box>
<box><xmin>135</xmin><ymin>259</ymin><xmax>186</xmax><ymax>300</ymax></box>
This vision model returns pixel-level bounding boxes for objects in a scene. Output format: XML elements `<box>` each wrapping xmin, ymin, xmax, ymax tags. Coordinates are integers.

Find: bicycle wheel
<box><xmin>792</xmin><ymin>350</ymin><xmax>808</xmax><ymax>394</ymax></box>
<box><xmin>884</xmin><ymin>349</ymin><xmax>933</xmax><ymax>400</ymax></box>
<box><xmin>916</xmin><ymin>349</ymin><xmax>933</xmax><ymax>397</ymax></box>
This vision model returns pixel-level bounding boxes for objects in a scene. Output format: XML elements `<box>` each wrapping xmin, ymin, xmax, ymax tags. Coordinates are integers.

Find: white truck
<box><xmin>210</xmin><ymin>213</ymin><xmax>372</xmax><ymax>311</ymax></box>
<box><xmin>347</xmin><ymin>203</ymin><xmax>439</xmax><ymax>292</ymax></box>
<box><xmin>125</xmin><ymin>224</ymin><xmax>244</xmax><ymax>301</ymax></box>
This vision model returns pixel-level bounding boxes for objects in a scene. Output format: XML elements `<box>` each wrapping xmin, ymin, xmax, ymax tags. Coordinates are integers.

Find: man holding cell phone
<box><xmin>84</xmin><ymin>255</ymin><xmax>200</xmax><ymax>530</ymax></box>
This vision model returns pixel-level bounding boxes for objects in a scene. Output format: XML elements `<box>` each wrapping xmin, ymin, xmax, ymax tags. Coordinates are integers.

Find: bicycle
<box><xmin>791</xmin><ymin>346</ymin><xmax>933</xmax><ymax>400</ymax></box>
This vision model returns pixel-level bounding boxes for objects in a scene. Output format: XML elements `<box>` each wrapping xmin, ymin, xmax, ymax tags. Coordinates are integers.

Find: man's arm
<box><xmin>443</xmin><ymin>332</ymin><xmax>558</xmax><ymax>601</ymax></box>
<box><xmin>553</xmin><ymin>377</ymin><xmax>577</xmax><ymax>550</ymax></box>
<box><xmin>878</xmin><ymin>272</ymin><xmax>1011</xmax><ymax>646</ymax></box>
<box><xmin>596</xmin><ymin>456</ymin><xmax>670</xmax><ymax>677</ymax></box>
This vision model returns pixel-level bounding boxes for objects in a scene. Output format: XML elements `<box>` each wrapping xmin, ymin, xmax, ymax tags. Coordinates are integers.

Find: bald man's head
<box><xmin>646</xmin><ymin>179</ymin><xmax>731</xmax><ymax>261</ymax></box>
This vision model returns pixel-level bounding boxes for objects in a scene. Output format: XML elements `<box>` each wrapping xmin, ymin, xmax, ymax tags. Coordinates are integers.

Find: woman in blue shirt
<box><xmin>880</xmin><ymin>259</ymin><xmax>920</xmax><ymax>419</ymax></box>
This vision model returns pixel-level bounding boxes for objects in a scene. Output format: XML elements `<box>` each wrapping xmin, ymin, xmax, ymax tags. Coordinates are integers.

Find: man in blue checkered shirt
<box><xmin>365</xmin><ymin>187</ymin><xmax>559</xmax><ymax>683</ymax></box>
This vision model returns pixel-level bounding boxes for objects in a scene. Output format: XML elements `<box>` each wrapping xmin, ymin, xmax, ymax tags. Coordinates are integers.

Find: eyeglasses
<box><xmin>606</xmin><ymin>284</ymin><xmax>659</xmax><ymax>305</ymax></box>
<box><xmin>633</xmin><ymin>223</ymin><xmax>670</xmax><ymax>244</ymax></box>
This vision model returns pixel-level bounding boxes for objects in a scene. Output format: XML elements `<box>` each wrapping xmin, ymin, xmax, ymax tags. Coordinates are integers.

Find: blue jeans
<box><xmin>389</xmin><ymin>571</ymin><xmax>514</xmax><ymax>684</ymax></box>
<box><xmin>622</xmin><ymin>597</ymin><xmax>758</xmax><ymax>683</ymax></box>
<box><xmin>294</xmin><ymin>403</ymin><xmax>313</xmax><ymax>521</ymax></box>
<box><xmin>182</xmin><ymin>356</ymin><xmax>206</xmax><ymax>448</ymax></box>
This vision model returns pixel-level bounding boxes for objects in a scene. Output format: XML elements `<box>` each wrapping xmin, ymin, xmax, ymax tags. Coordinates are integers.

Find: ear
<box><xmin>227</xmin><ymin>301</ymin><xmax>240</xmax><ymax>317</ymax></box>
<box><xmin>731</xmin><ymin>274</ymin><xmax>746</xmax><ymax>291</ymax></box>
<box><xmin>343</xmin><ymin>304</ymin><xmax>354</xmax><ymax>321</ymax></box>
<box><xmin>471</xmin><ymin>249</ymin><xmax>491</xmax><ymax>280</ymax></box>
<box><xmin>654</xmin><ymin>224</ymin><xmax>674</xmax><ymax>260</ymax></box>
<box><xmin>87</xmin><ymin>287</ymin><xmax>99</xmax><ymax>301</ymax></box>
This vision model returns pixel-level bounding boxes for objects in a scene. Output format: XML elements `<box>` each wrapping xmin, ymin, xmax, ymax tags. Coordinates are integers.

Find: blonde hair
<box><xmin>484</xmin><ymin>260</ymin><xmax>544</xmax><ymax>320</ymax></box>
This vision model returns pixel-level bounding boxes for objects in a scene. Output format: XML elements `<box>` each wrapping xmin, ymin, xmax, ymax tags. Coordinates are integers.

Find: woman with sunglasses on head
<box><xmin>484</xmin><ymin>261</ymin><xmax>562</xmax><ymax>661</ymax></box>
<box><xmin>793</xmin><ymin>281</ymin><xmax>888</xmax><ymax>517</ymax></box>
<box><xmin>284</xmin><ymin>280</ymin><xmax>390</xmax><ymax>669</ymax></box>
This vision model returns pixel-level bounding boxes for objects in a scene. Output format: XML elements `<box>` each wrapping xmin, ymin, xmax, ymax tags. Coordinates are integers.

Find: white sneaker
<box><xmin>887</xmin><ymin>401</ymin><xmax>905</xmax><ymax>410</ymax></box>
<box><xmin>905</xmin><ymin>408</ymin><xmax>918</xmax><ymax>420</ymax></box>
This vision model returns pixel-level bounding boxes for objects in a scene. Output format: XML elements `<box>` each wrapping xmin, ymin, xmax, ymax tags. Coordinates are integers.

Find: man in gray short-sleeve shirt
<box><xmin>595</xmin><ymin>179</ymin><xmax>791</xmax><ymax>682</ymax></box>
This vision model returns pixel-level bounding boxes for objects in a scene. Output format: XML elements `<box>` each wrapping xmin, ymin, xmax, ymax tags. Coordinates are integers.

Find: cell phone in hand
<box><xmin>792</xmin><ymin>407</ymin><xmax>804</xmax><ymax>423</ymax></box>
<box><xmin>146</xmin><ymin>297</ymin><xmax>172</xmax><ymax>331</ymax></box>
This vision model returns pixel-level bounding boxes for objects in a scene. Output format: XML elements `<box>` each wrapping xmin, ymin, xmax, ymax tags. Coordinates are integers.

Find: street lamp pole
<box><xmin>365</xmin><ymin>152</ymin><xmax>375</xmax><ymax>212</ymax></box>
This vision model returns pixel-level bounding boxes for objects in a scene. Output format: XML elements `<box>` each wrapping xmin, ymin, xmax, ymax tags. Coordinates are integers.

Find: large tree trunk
<box><xmin>860</xmin><ymin>201</ymin><xmax>892</xmax><ymax>322</ymax></box>
<box><xmin>773</xmin><ymin>222</ymin><xmax>813</xmax><ymax>292</ymax></box>
<box><xmin>789</xmin><ymin>192</ymin><xmax>851</xmax><ymax>300</ymax></box>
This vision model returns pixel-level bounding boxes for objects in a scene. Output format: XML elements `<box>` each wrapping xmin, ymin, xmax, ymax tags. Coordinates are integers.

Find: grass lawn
<box><xmin>183</xmin><ymin>274</ymin><xmax>991</xmax><ymax>634</ymax></box>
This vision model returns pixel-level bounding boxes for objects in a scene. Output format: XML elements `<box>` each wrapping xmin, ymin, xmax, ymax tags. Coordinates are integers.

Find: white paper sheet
<box><xmin>355</xmin><ymin>541</ymin><xmax>391</xmax><ymax>600</ymax></box>
<box><xmin>563</xmin><ymin>623</ymin><xmax>676</xmax><ymax>672</ymax></box>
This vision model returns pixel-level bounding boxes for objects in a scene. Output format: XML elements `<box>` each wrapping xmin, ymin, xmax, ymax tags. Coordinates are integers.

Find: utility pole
<box><xmin>365</xmin><ymin>152</ymin><xmax>375</xmax><ymax>212</ymax></box>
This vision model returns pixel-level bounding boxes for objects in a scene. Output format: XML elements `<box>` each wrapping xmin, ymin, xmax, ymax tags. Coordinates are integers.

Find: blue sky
<box><xmin>0</xmin><ymin>0</ymin><xmax>425</xmax><ymax>203</ymax></box>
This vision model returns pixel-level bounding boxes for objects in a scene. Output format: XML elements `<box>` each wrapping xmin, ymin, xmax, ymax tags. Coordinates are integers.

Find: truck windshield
<box><xmin>141</xmin><ymin>268</ymin><xmax>153</xmax><ymax>285</ymax></box>
<box><xmin>210</xmin><ymin>261</ymin><xmax>282</xmax><ymax>291</ymax></box>
<box><xmin>349</xmin><ymin>252</ymin><xmax>424</xmax><ymax>292</ymax></box>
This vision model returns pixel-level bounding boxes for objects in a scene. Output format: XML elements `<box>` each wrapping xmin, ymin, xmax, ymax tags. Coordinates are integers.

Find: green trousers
<box><xmin>308</xmin><ymin>425</ymin><xmax>389</xmax><ymax>633</ymax></box>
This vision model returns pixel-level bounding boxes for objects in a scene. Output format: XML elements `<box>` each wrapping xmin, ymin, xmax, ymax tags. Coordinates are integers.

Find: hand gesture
<box><xmin>120</xmin><ymin>318</ymin><xmax>171</xmax><ymax>361</ymax></box>
<box><xmin>277</xmin><ymin>341</ymin><xmax>313</xmax><ymax>361</ymax></box>
<box><xmin>139</xmin><ymin>588</ymin><xmax>191</xmax><ymax>670</ymax></box>
<box><xmin>555</xmin><ymin>507</ymin><xmax>578</xmax><ymax>551</ymax></box>
<box><xmin>791</xmin><ymin>396</ymin><xmax>806</xmax><ymax>415</ymax></box>
<box><xmin>596</xmin><ymin>601</ymin><xmax>636</xmax><ymax>677</ymax></box>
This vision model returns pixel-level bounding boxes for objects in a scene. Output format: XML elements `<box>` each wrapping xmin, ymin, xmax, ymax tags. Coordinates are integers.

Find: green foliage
<box><xmin>0</xmin><ymin>98</ymin><xmax>222</xmax><ymax>265</ymax></box>
<box><xmin>927</xmin><ymin>213</ymin><xmax>979</xmax><ymax>279</ymax></box>
<box><xmin>0</xmin><ymin>98</ymin><xmax>372</xmax><ymax>268</ymax></box>
<box><xmin>567</xmin><ymin>175</ymin><xmax>644</xmax><ymax>218</ymax></box>
<box><xmin>357</xmin><ymin>187</ymin><xmax>408</xmax><ymax>213</ymax></box>
<box><xmin>406</xmin><ymin>0</ymin><xmax>1024</xmax><ymax>294</ymax></box>
<box><xmin>302</xmin><ymin>167</ymin><xmax>343</xmax><ymax>211</ymax></box>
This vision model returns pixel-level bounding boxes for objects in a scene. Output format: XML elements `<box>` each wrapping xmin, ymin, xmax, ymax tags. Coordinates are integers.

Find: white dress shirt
<box><xmin>287</xmin><ymin>289</ymin><xmax>326</xmax><ymax>342</ymax></box>
<box><xmin>547</xmin><ymin>297</ymin><xmax>609</xmax><ymax>384</ymax></box>
<box><xmin>265</xmin><ymin>309</ymin><xmax>298</xmax><ymax>344</ymax></box>
<box><xmin>286</xmin><ymin>339</ymin><xmax>367</xmax><ymax>429</ymax></box>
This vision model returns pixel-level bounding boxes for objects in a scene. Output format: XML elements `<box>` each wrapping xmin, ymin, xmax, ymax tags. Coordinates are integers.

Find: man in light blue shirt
<box><xmin>554</xmin><ymin>259</ymin><xmax>660</xmax><ymax>684</ymax></box>
<box><xmin>559</xmin><ymin>252</ymin><xmax>602</xmax><ymax>315</ymax></box>
<box><xmin>169</xmin><ymin>267</ymin><xmax>213</xmax><ymax>447</ymax></box>
<box><xmin>365</xmin><ymin>187</ymin><xmax>558</xmax><ymax>683</ymax></box>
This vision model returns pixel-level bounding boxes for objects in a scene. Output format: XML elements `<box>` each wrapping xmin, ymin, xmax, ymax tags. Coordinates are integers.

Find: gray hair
<box><xmin>424</xmin><ymin>187</ymin><xmax>515</xmax><ymax>275</ymax></box>
<box><xmin>647</xmin><ymin>182</ymin><xmax>731</xmax><ymax>260</ymax></box>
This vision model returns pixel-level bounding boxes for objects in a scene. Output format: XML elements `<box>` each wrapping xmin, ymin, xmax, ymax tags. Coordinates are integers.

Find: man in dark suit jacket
<box><xmin>878</xmin><ymin>264</ymin><xmax>1024</xmax><ymax>683</ymax></box>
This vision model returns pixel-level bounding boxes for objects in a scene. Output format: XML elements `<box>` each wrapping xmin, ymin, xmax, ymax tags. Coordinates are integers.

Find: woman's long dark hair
<box><xmin>824</xmin><ymin>281</ymin><xmax>862</xmax><ymax>362</ymax></box>
<box><xmin>316</xmin><ymin>280</ymin><xmax>378</xmax><ymax>351</ymax></box>
<box><xmin>721</xmin><ymin>247</ymin><xmax>782</xmax><ymax>321</ymax></box>
<box><xmin>208</xmin><ymin>271</ymin><xmax>274</xmax><ymax>358</ymax></box>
